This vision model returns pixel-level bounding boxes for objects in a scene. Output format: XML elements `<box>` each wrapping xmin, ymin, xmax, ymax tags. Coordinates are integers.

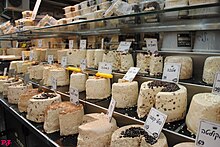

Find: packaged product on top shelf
<box><xmin>99</xmin><ymin>1</ymin><xmax>112</xmax><ymax>11</ymax></box>
<box><xmin>37</xmin><ymin>15</ymin><xmax>57</xmax><ymax>27</ymax></box>
<box><xmin>63</xmin><ymin>6</ymin><xmax>77</xmax><ymax>14</ymax></box>
<box><xmin>22</xmin><ymin>10</ymin><xmax>33</xmax><ymax>19</ymax></box>
<box><xmin>137</xmin><ymin>80</ymin><xmax>187</xmax><ymax>122</ymax></box>
<box><xmin>110</xmin><ymin>125</ymin><xmax>168</xmax><ymax>147</ymax></box>
<box><xmin>57</xmin><ymin>18</ymin><xmax>67</xmax><ymax>25</ymax></box>
<box><xmin>70</xmin><ymin>72</ymin><xmax>88</xmax><ymax>92</ymax></box>
<box><xmin>77</xmin><ymin>113</ymin><xmax>118</xmax><ymax>147</ymax></box>
<box><xmin>186</xmin><ymin>93</ymin><xmax>220</xmax><ymax>134</ymax></box>
<box><xmin>65</xmin><ymin>11</ymin><xmax>81</xmax><ymax>18</ymax></box>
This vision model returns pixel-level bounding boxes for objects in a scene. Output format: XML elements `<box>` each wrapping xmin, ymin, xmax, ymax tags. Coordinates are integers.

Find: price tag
<box><xmin>123</xmin><ymin>67</ymin><xmax>140</xmax><ymax>82</ymax></box>
<box><xmin>31</xmin><ymin>0</ymin><xmax>42</xmax><ymax>20</ymax></box>
<box><xmin>3</xmin><ymin>68</ymin><xmax>7</xmax><ymax>76</ymax></box>
<box><xmin>69</xmin><ymin>40</ymin><xmax>74</xmax><ymax>49</ymax></box>
<box><xmin>24</xmin><ymin>73</ymin><xmax>30</xmax><ymax>85</ymax></box>
<box><xmin>51</xmin><ymin>77</ymin><xmax>57</xmax><ymax>91</ymax></box>
<box><xmin>144</xmin><ymin>108</ymin><xmax>167</xmax><ymax>140</ymax></box>
<box><xmin>196</xmin><ymin>120</ymin><xmax>220</xmax><ymax>147</ymax></box>
<box><xmin>70</xmin><ymin>87</ymin><xmax>79</xmax><ymax>105</ymax></box>
<box><xmin>29</xmin><ymin>50</ymin><xmax>34</xmax><ymax>61</ymax></box>
<box><xmin>98</xmin><ymin>62</ymin><xmax>112</xmax><ymax>74</ymax></box>
<box><xmin>162</xmin><ymin>63</ymin><xmax>181</xmax><ymax>83</ymax></box>
<box><xmin>61</xmin><ymin>56</ymin><xmax>67</xmax><ymax>67</ymax></box>
<box><xmin>212</xmin><ymin>72</ymin><xmax>220</xmax><ymax>95</ymax></box>
<box><xmin>101</xmin><ymin>38</ymin><xmax>104</xmax><ymax>49</ymax></box>
<box><xmin>8</xmin><ymin>69</ymin><xmax>15</xmax><ymax>77</ymax></box>
<box><xmin>80</xmin><ymin>40</ymin><xmax>87</xmax><ymax>49</ymax></box>
<box><xmin>22</xmin><ymin>52</ymin><xmax>25</xmax><ymax>61</ymax></box>
<box><xmin>107</xmin><ymin>98</ymin><xmax>116</xmax><ymax>122</ymax></box>
<box><xmin>146</xmin><ymin>38</ymin><xmax>158</xmax><ymax>53</ymax></box>
<box><xmin>80</xmin><ymin>59</ymin><xmax>87</xmax><ymax>71</ymax></box>
<box><xmin>117</xmin><ymin>41</ymin><xmax>132</xmax><ymax>52</ymax></box>
<box><xmin>38</xmin><ymin>39</ymin><xmax>43</xmax><ymax>48</ymax></box>
<box><xmin>48</xmin><ymin>55</ymin><xmax>54</xmax><ymax>64</ymax></box>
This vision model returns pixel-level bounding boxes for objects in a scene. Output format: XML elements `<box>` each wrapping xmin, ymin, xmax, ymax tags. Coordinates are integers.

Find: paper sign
<box><xmin>3</xmin><ymin>68</ymin><xmax>7</xmax><ymax>76</ymax></box>
<box><xmin>144</xmin><ymin>108</ymin><xmax>167</xmax><ymax>140</ymax></box>
<box><xmin>117</xmin><ymin>41</ymin><xmax>132</xmax><ymax>52</ymax></box>
<box><xmin>80</xmin><ymin>40</ymin><xmax>87</xmax><ymax>49</ymax></box>
<box><xmin>29</xmin><ymin>50</ymin><xmax>34</xmax><ymax>61</ymax></box>
<box><xmin>61</xmin><ymin>56</ymin><xmax>67</xmax><ymax>67</ymax></box>
<box><xmin>24</xmin><ymin>73</ymin><xmax>30</xmax><ymax>85</ymax></box>
<box><xmin>196</xmin><ymin>120</ymin><xmax>220</xmax><ymax>147</ymax></box>
<box><xmin>51</xmin><ymin>77</ymin><xmax>57</xmax><ymax>91</ymax></box>
<box><xmin>69</xmin><ymin>40</ymin><xmax>74</xmax><ymax>49</ymax></box>
<box><xmin>8</xmin><ymin>69</ymin><xmax>15</xmax><ymax>77</ymax></box>
<box><xmin>101</xmin><ymin>38</ymin><xmax>104</xmax><ymax>49</ymax></box>
<box><xmin>70</xmin><ymin>87</ymin><xmax>79</xmax><ymax>105</ymax></box>
<box><xmin>123</xmin><ymin>67</ymin><xmax>140</xmax><ymax>82</ymax></box>
<box><xmin>98</xmin><ymin>62</ymin><xmax>112</xmax><ymax>74</ymax></box>
<box><xmin>38</xmin><ymin>39</ymin><xmax>42</xmax><ymax>48</ymax></box>
<box><xmin>31</xmin><ymin>0</ymin><xmax>42</xmax><ymax>20</ymax></box>
<box><xmin>48</xmin><ymin>55</ymin><xmax>54</xmax><ymax>64</ymax></box>
<box><xmin>22</xmin><ymin>52</ymin><xmax>25</xmax><ymax>61</ymax></box>
<box><xmin>162</xmin><ymin>63</ymin><xmax>181</xmax><ymax>83</ymax></box>
<box><xmin>107</xmin><ymin>98</ymin><xmax>116</xmax><ymax>122</ymax></box>
<box><xmin>146</xmin><ymin>38</ymin><xmax>158</xmax><ymax>53</ymax></box>
<box><xmin>80</xmin><ymin>59</ymin><xmax>87</xmax><ymax>71</ymax></box>
<box><xmin>212</xmin><ymin>72</ymin><xmax>220</xmax><ymax>95</ymax></box>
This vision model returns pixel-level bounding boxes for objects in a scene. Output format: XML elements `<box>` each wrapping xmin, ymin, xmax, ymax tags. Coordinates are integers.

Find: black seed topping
<box><xmin>147</xmin><ymin>81</ymin><xmax>180</xmax><ymax>92</ymax></box>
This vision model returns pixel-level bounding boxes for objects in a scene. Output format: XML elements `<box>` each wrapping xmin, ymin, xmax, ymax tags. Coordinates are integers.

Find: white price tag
<box><xmin>29</xmin><ymin>50</ymin><xmax>34</xmax><ymax>61</ymax></box>
<box><xmin>16</xmin><ymin>42</ymin><xmax>19</xmax><ymax>48</ymax></box>
<box><xmin>144</xmin><ymin>108</ymin><xmax>167</xmax><ymax>140</ymax></box>
<box><xmin>98</xmin><ymin>62</ymin><xmax>112</xmax><ymax>74</ymax></box>
<box><xmin>38</xmin><ymin>39</ymin><xmax>43</xmax><ymax>48</ymax></box>
<box><xmin>70</xmin><ymin>87</ymin><xmax>79</xmax><ymax>105</ymax></box>
<box><xmin>117</xmin><ymin>41</ymin><xmax>132</xmax><ymax>52</ymax></box>
<box><xmin>61</xmin><ymin>56</ymin><xmax>67</xmax><ymax>67</ymax></box>
<box><xmin>3</xmin><ymin>68</ymin><xmax>7</xmax><ymax>76</ymax></box>
<box><xmin>146</xmin><ymin>38</ymin><xmax>158</xmax><ymax>53</ymax></box>
<box><xmin>107</xmin><ymin>98</ymin><xmax>116</xmax><ymax>122</ymax></box>
<box><xmin>22</xmin><ymin>52</ymin><xmax>25</xmax><ymax>61</ymax></box>
<box><xmin>24</xmin><ymin>73</ymin><xmax>30</xmax><ymax>85</ymax></box>
<box><xmin>48</xmin><ymin>55</ymin><xmax>54</xmax><ymax>64</ymax></box>
<box><xmin>123</xmin><ymin>67</ymin><xmax>140</xmax><ymax>82</ymax></box>
<box><xmin>51</xmin><ymin>77</ymin><xmax>57</xmax><ymax>91</ymax></box>
<box><xmin>212</xmin><ymin>72</ymin><xmax>220</xmax><ymax>95</ymax></box>
<box><xmin>69</xmin><ymin>40</ymin><xmax>74</xmax><ymax>49</ymax></box>
<box><xmin>80</xmin><ymin>59</ymin><xmax>87</xmax><ymax>71</ymax></box>
<box><xmin>196</xmin><ymin>120</ymin><xmax>220</xmax><ymax>147</ymax></box>
<box><xmin>101</xmin><ymin>38</ymin><xmax>104</xmax><ymax>49</ymax></box>
<box><xmin>80</xmin><ymin>40</ymin><xmax>87</xmax><ymax>49</ymax></box>
<box><xmin>162</xmin><ymin>63</ymin><xmax>181</xmax><ymax>83</ymax></box>
<box><xmin>31</xmin><ymin>0</ymin><xmax>42</xmax><ymax>20</ymax></box>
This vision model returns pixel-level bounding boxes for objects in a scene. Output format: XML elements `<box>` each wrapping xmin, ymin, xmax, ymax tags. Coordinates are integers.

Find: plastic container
<box><xmin>22</xmin><ymin>10</ymin><xmax>33</xmax><ymax>19</ymax></box>
<box><xmin>63</xmin><ymin>6</ymin><xmax>76</xmax><ymax>14</ymax></box>
<box><xmin>161</xmin><ymin>32</ymin><xmax>193</xmax><ymax>52</ymax></box>
<box><xmin>65</xmin><ymin>11</ymin><xmax>81</xmax><ymax>18</ymax></box>
<box><xmin>193</xmin><ymin>31</ymin><xmax>220</xmax><ymax>53</ymax></box>
<box><xmin>57</xmin><ymin>18</ymin><xmax>67</xmax><ymax>25</ymax></box>
<box><xmin>99</xmin><ymin>1</ymin><xmax>112</xmax><ymax>10</ymax></box>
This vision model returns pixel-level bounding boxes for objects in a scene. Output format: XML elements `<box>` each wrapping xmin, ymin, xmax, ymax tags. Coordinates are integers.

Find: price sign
<box><xmin>69</xmin><ymin>40</ymin><xmax>74</xmax><ymax>49</ymax></box>
<box><xmin>212</xmin><ymin>72</ymin><xmax>220</xmax><ymax>95</ymax></box>
<box><xmin>80</xmin><ymin>40</ymin><xmax>87</xmax><ymax>49</ymax></box>
<box><xmin>123</xmin><ymin>67</ymin><xmax>140</xmax><ymax>82</ymax></box>
<box><xmin>3</xmin><ymin>68</ymin><xmax>7</xmax><ymax>76</ymax></box>
<box><xmin>61</xmin><ymin>56</ymin><xmax>67</xmax><ymax>67</ymax></box>
<box><xmin>31</xmin><ymin>0</ymin><xmax>42</xmax><ymax>20</ymax></box>
<box><xmin>8</xmin><ymin>69</ymin><xmax>15</xmax><ymax>77</ymax></box>
<box><xmin>51</xmin><ymin>77</ymin><xmax>57</xmax><ymax>91</ymax></box>
<box><xmin>70</xmin><ymin>87</ymin><xmax>79</xmax><ymax>105</ymax></box>
<box><xmin>146</xmin><ymin>38</ymin><xmax>158</xmax><ymax>53</ymax></box>
<box><xmin>38</xmin><ymin>39</ymin><xmax>43</xmax><ymax>48</ymax></box>
<box><xmin>29</xmin><ymin>50</ymin><xmax>34</xmax><ymax>61</ymax></box>
<box><xmin>107</xmin><ymin>98</ymin><xmax>116</xmax><ymax>122</ymax></box>
<box><xmin>98</xmin><ymin>62</ymin><xmax>112</xmax><ymax>74</ymax></box>
<box><xmin>101</xmin><ymin>38</ymin><xmax>104</xmax><ymax>49</ymax></box>
<box><xmin>162</xmin><ymin>63</ymin><xmax>181</xmax><ymax>83</ymax></box>
<box><xmin>48</xmin><ymin>55</ymin><xmax>54</xmax><ymax>64</ymax></box>
<box><xmin>22</xmin><ymin>52</ymin><xmax>25</xmax><ymax>61</ymax></box>
<box><xmin>24</xmin><ymin>73</ymin><xmax>30</xmax><ymax>85</ymax></box>
<box><xmin>144</xmin><ymin>108</ymin><xmax>167</xmax><ymax>140</ymax></box>
<box><xmin>80</xmin><ymin>59</ymin><xmax>87</xmax><ymax>71</ymax></box>
<box><xmin>196</xmin><ymin>120</ymin><xmax>220</xmax><ymax>147</ymax></box>
<box><xmin>117</xmin><ymin>41</ymin><xmax>132</xmax><ymax>52</ymax></box>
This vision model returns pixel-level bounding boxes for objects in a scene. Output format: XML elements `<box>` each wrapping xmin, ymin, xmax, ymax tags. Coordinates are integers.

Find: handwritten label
<box><xmin>48</xmin><ymin>55</ymin><xmax>54</xmax><ymax>64</ymax></box>
<box><xmin>80</xmin><ymin>40</ymin><xmax>87</xmax><ymax>49</ymax></box>
<box><xmin>24</xmin><ymin>73</ymin><xmax>30</xmax><ymax>85</ymax></box>
<box><xmin>69</xmin><ymin>40</ymin><xmax>74</xmax><ymax>49</ymax></box>
<box><xmin>38</xmin><ymin>39</ymin><xmax>43</xmax><ymax>48</ymax></box>
<box><xmin>107</xmin><ymin>98</ymin><xmax>116</xmax><ymax>122</ymax></box>
<box><xmin>51</xmin><ymin>77</ymin><xmax>57</xmax><ymax>91</ymax></box>
<box><xmin>117</xmin><ymin>41</ymin><xmax>132</xmax><ymax>52</ymax></box>
<box><xmin>98</xmin><ymin>62</ymin><xmax>112</xmax><ymax>74</ymax></box>
<box><xmin>31</xmin><ymin>0</ymin><xmax>42</xmax><ymax>20</ymax></box>
<box><xmin>70</xmin><ymin>87</ymin><xmax>79</xmax><ymax>105</ymax></box>
<box><xmin>3</xmin><ymin>68</ymin><xmax>7</xmax><ymax>76</ymax></box>
<box><xmin>8</xmin><ymin>69</ymin><xmax>15</xmax><ymax>77</ymax></box>
<box><xmin>123</xmin><ymin>67</ymin><xmax>140</xmax><ymax>82</ymax></box>
<box><xmin>144</xmin><ymin>108</ymin><xmax>167</xmax><ymax>140</ymax></box>
<box><xmin>196</xmin><ymin>120</ymin><xmax>220</xmax><ymax>147</ymax></box>
<box><xmin>212</xmin><ymin>72</ymin><xmax>220</xmax><ymax>95</ymax></box>
<box><xmin>61</xmin><ymin>56</ymin><xmax>67</xmax><ymax>67</ymax></box>
<box><xmin>162</xmin><ymin>63</ymin><xmax>181</xmax><ymax>83</ymax></box>
<box><xmin>80</xmin><ymin>59</ymin><xmax>87</xmax><ymax>71</ymax></box>
<box><xmin>146</xmin><ymin>38</ymin><xmax>158</xmax><ymax>53</ymax></box>
<box><xmin>29</xmin><ymin>50</ymin><xmax>34</xmax><ymax>61</ymax></box>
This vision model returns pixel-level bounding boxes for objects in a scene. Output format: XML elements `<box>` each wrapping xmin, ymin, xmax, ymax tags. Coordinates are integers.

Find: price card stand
<box><xmin>80</xmin><ymin>40</ymin><xmax>87</xmax><ymax>50</ymax></box>
<box><xmin>48</xmin><ymin>55</ymin><xmax>54</xmax><ymax>65</ymax></box>
<box><xmin>70</xmin><ymin>87</ymin><xmax>79</xmax><ymax>105</ymax></box>
<box><xmin>51</xmin><ymin>77</ymin><xmax>57</xmax><ymax>92</ymax></box>
<box><xmin>162</xmin><ymin>63</ymin><xmax>181</xmax><ymax>83</ymax></box>
<box><xmin>146</xmin><ymin>38</ymin><xmax>158</xmax><ymax>53</ymax></box>
<box><xmin>144</xmin><ymin>108</ymin><xmax>167</xmax><ymax>140</ymax></box>
<box><xmin>38</xmin><ymin>39</ymin><xmax>43</xmax><ymax>48</ymax></box>
<box><xmin>212</xmin><ymin>72</ymin><xmax>220</xmax><ymax>95</ymax></box>
<box><xmin>117</xmin><ymin>41</ymin><xmax>132</xmax><ymax>52</ymax></box>
<box><xmin>196</xmin><ymin>120</ymin><xmax>220</xmax><ymax>147</ymax></box>
<box><xmin>69</xmin><ymin>40</ymin><xmax>74</xmax><ymax>49</ymax></box>
<box><xmin>61</xmin><ymin>56</ymin><xmax>67</xmax><ymax>68</ymax></box>
<box><xmin>29</xmin><ymin>51</ymin><xmax>34</xmax><ymax>61</ymax></box>
<box><xmin>107</xmin><ymin>98</ymin><xmax>116</xmax><ymax>122</ymax></box>
<box><xmin>123</xmin><ymin>67</ymin><xmax>140</xmax><ymax>82</ymax></box>
<box><xmin>98</xmin><ymin>62</ymin><xmax>112</xmax><ymax>74</ymax></box>
<box><xmin>3</xmin><ymin>68</ymin><xmax>7</xmax><ymax>76</ymax></box>
<box><xmin>80</xmin><ymin>59</ymin><xmax>87</xmax><ymax>71</ymax></box>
